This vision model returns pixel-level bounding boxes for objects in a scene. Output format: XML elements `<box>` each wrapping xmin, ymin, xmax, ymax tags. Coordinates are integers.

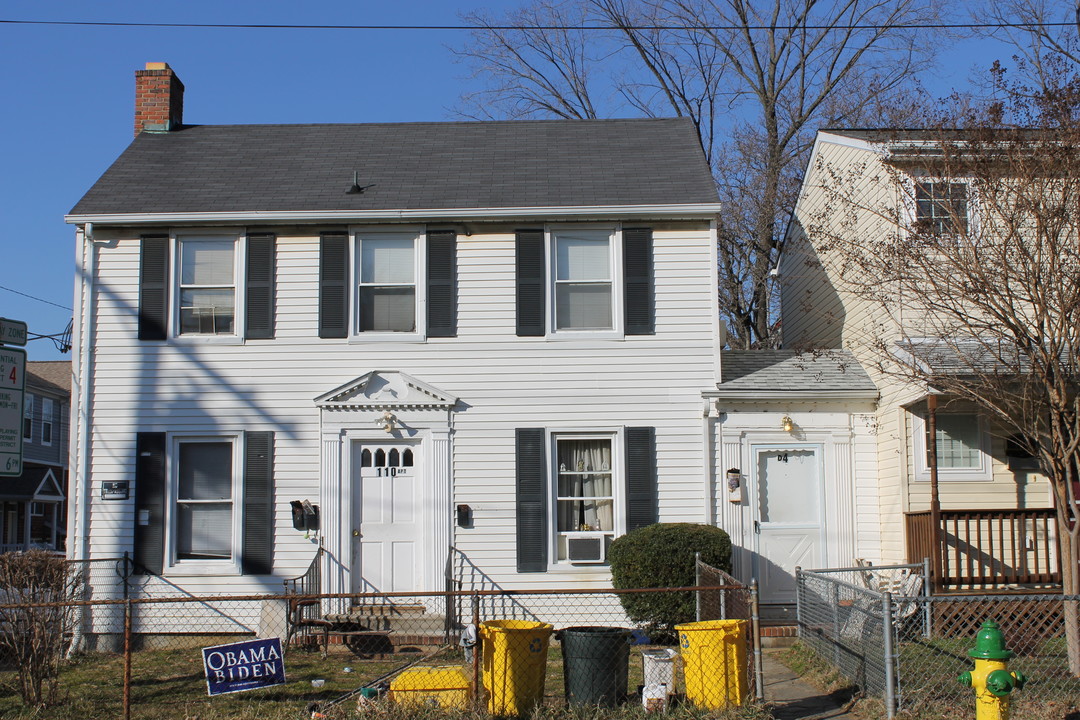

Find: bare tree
<box><xmin>977</xmin><ymin>0</ymin><xmax>1080</xmax><ymax>86</ymax></box>
<box><xmin>456</xmin><ymin>0</ymin><xmax>946</xmax><ymax>348</ymax></box>
<box><xmin>804</xmin><ymin>69</ymin><xmax>1080</xmax><ymax>672</ymax></box>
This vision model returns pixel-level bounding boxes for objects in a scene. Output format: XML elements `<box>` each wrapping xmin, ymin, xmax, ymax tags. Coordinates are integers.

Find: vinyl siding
<box><xmin>78</xmin><ymin>222</ymin><xmax>718</xmax><ymax>594</ymax></box>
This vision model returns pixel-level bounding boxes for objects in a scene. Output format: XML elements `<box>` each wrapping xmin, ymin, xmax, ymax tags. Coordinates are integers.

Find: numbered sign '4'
<box><xmin>0</xmin><ymin>346</ymin><xmax>27</xmax><ymax>477</ymax></box>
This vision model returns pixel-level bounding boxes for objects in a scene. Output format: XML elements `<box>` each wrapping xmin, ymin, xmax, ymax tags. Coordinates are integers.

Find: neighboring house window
<box><xmin>178</xmin><ymin>236</ymin><xmax>236</xmax><ymax>335</ymax></box>
<box><xmin>139</xmin><ymin>234</ymin><xmax>275</xmax><ymax>341</ymax></box>
<box><xmin>133</xmin><ymin>431</ymin><xmax>274</xmax><ymax>576</ymax></box>
<box><xmin>516</xmin><ymin>227</ymin><xmax>654</xmax><ymax>338</ymax></box>
<box><xmin>914</xmin><ymin>412</ymin><xmax>992</xmax><ymax>481</ymax></box>
<box><xmin>30</xmin><ymin>502</ymin><xmax>45</xmax><ymax>517</ymax></box>
<box><xmin>318</xmin><ymin>229</ymin><xmax>457</xmax><ymax>340</ymax></box>
<box><xmin>357</xmin><ymin>232</ymin><xmax>419</xmax><ymax>333</ymax></box>
<box><xmin>554</xmin><ymin>230</ymin><xmax>614</xmax><ymax>331</ymax></box>
<box><xmin>515</xmin><ymin>427</ymin><xmax>657</xmax><ymax>571</ymax></box>
<box><xmin>23</xmin><ymin>394</ymin><xmax>33</xmax><ymax>442</ymax></box>
<box><xmin>915</xmin><ymin>182</ymin><xmax>968</xmax><ymax>235</ymax></box>
<box><xmin>41</xmin><ymin>398</ymin><xmax>53</xmax><ymax>446</ymax></box>
<box><xmin>555</xmin><ymin>436</ymin><xmax>615</xmax><ymax>562</ymax></box>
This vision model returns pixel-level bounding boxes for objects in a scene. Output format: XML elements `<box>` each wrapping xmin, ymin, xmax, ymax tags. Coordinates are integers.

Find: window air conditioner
<box><xmin>566</xmin><ymin>533</ymin><xmax>606</xmax><ymax>564</ymax></box>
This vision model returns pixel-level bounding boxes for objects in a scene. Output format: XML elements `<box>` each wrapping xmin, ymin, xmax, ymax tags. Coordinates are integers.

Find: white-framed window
<box><xmin>913</xmin><ymin>412</ymin><xmax>992</xmax><ymax>481</ymax></box>
<box><xmin>550</xmin><ymin>227</ymin><xmax>620</xmax><ymax>335</ymax></box>
<box><xmin>176</xmin><ymin>233</ymin><xmax>239</xmax><ymax>336</ymax></box>
<box><xmin>23</xmin><ymin>394</ymin><xmax>33</xmax><ymax>442</ymax></box>
<box><xmin>353</xmin><ymin>229</ymin><xmax>425</xmax><ymax>338</ymax></box>
<box><xmin>30</xmin><ymin>502</ymin><xmax>45</xmax><ymax>517</ymax></box>
<box><xmin>915</xmin><ymin>181</ymin><xmax>969</xmax><ymax>235</ymax></box>
<box><xmin>166</xmin><ymin>435</ymin><xmax>241</xmax><ymax>573</ymax></box>
<box><xmin>552</xmin><ymin>432</ymin><xmax>621</xmax><ymax>564</ymax></box>
<box><xmin>40</xmin><ymin>398</ymin><xmax>53</xmax><ymax>446</ymax></box>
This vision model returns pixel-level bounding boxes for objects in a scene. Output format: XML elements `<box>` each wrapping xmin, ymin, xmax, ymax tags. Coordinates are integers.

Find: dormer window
<box><xmin>915</xmin><ymin>182</ymin><xmax>968</xmax><ymax>235</ymax></box>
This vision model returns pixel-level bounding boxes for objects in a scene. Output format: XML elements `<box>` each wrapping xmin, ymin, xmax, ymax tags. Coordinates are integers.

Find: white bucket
<box><xmin>642</xmin><ymin>648</ymin><xmax>678</xmax><ymax>690</ymax></box>
<box><xmin>642</xmin><ymin>683</ymin><xmax>669</xmax><ymax>712</ymax></box>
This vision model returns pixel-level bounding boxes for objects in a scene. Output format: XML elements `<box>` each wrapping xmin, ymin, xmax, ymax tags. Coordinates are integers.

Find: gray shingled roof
<box><xmin>27</xmin><ymin>361</ymin><xmax>70</xmax><ymax>397</ymax></box>
<box><xmin>720</xmin><ymin>350</ymin><xmax>877</xmax><ymax>393</ymax></box>
<box><xmin>70</xmin><ymin>118</ymin><xmax>718</xmax><ymax>216</ymax></box>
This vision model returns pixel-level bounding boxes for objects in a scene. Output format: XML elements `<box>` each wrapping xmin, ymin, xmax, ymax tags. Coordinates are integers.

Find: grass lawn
<box><xmin>0</xmin><ymin>642</ymin><xmax>762</xmax><ymax>719</ymax></box>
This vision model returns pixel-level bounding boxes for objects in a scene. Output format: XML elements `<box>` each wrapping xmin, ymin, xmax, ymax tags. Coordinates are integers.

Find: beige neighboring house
<box><xmin>773</xmin><ymin>129</ymin><xmax>1058</xmax><ymax>596</ymax></box>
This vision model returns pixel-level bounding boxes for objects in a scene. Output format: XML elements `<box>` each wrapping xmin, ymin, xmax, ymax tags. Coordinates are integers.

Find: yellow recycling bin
<box><xmin>480</xmin><ymin>619</ymin><xmax>553</xmax><ymax>715</ymax></box>
<box><xmin>675</xmin><ymin>619</ymin><xmax>748</xmax><ymax>710</ymax></box>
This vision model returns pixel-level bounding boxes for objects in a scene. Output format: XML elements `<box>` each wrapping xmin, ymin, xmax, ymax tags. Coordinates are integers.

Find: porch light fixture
<box><xmin>378</xmin><ymin>411</ymin><xmax>396</xmax><ymax>433</ymax></box>
<box><xmin>781</xmin><ymin>415</ymin><xmax>794</xmax><ymax>433</ymax></box>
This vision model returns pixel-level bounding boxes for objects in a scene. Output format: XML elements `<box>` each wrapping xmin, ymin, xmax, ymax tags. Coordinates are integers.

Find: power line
<box><xmin>0</xmin><ymin>283</ymin><xmax>72</xmax><ymax>311</ymax></box>
<box><xmin>0</xmin><ymin>18</ymin><xmax>1075</xmax><ymax>32</ymax></box>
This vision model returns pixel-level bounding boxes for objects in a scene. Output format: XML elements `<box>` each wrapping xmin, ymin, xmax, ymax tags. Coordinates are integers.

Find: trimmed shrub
<box><xmin>608</xmin><ymin>523</ymin><xmax>732</xmax><ymax>635</ymax></box>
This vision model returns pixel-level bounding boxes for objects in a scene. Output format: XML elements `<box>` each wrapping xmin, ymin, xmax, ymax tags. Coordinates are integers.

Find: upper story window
<box><xmin>139</xmin><ymin>233</ymin><xmax>275</xmax><ymax>342</ymax></box>
<box><xmin>41</xmin><ymin>397</ymin><xmax>53</xmax><ymax>446</ymax></box>
<box><xmin>357</xmin><ymin>233</ymin><xmax>419</xmax><ymax>334</ymax></box>
<box><xmin>914</xmin><ymin>411</ymin><xmax>991</xmax><ymax>481</ymax></box>
<box><xmin>915</xmin><ymin>182</ymin><xmax>968</xmax><ymax>235</ymax></box>
<box><xmin>516</xmin><ymin>226</ymin><xmax>653</xmax><ymax>339</ymax></box>
<box><xmin>23</xmin><ymin>394</ymin><xmax>33</xmax><ymax>442</ymax></box>
<box><xmin>554</xmin><ymin>230</ymin><xmax>614</xmax><ymax>331</ymax></box>
<box><xmin>178</xmin><ymin>236</ymin><xmax>237</xmax><ymax>335</ymax></box>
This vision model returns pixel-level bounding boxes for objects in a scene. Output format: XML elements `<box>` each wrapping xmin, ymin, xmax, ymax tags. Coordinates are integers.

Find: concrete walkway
<box><xmin>761</xmin><ymin>649</ymin><xmax>859</xmax><ymax>720</ymax></box>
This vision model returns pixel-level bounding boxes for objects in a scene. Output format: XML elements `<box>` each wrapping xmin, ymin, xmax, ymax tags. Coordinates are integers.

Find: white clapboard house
<box><xmin>65</xmin><ymin>63</ymin><xmax>729</xmax><ymax>635</ymax></box>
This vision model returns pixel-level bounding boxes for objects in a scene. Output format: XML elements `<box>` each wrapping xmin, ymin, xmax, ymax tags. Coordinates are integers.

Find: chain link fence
<box><xmin>1</xmin><ymin>557</ymin><xmax>760</xmax><ymax>719</ymax></box>
<box><xmin>797</xmin><ymin>563</ymin><xmax>1080</xmax><ymax>718</ymax></box>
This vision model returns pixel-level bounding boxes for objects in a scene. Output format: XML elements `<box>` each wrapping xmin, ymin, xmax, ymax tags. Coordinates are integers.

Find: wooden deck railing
<box><xmin>905</xmin><ymin>508</ymin><xmax>1061</xmax><ymax>591</ymax></box>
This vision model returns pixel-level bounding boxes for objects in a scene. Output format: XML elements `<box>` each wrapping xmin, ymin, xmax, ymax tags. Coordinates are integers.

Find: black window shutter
<box><xmin>427</xmin><ymin>230</ymin><xmax>457</xmax><ymax>337</ymax></box>
<box><xmin>516</xmin><ymin>428</ymin><xmax>547</xmax><ymax>572</ymax></box>
<box><xmin>138</xmin><ymin>235</ymin><xmax>169</xmax><ymax>340</ymax></box>
<box><xmin>243</xmin><ymin>431</ymin><xmax>274</xmax><ymax>575</ymax></box>
<box><xmin>515</xmin><ymin>230</ymin><xmax>546</xmax><ymax>337</ymax></box>
<box><xmin>625</xmin><ymin>426</ymin><xmax>658</xmax><ymax>532</ymax></box>
<box><xmin>134</xmin><ymin>432</ymin><xmax>167</xmax><ymax>575</ymax></box>
<box><xmin>319</xmin><ymin>232</ymin><xmax>349</xmax><ymax>338</ymax></box>
<box><xmin>623</xmin><ymin>228</ymin><xmax>654</xmax><ymax>335</ymax></box>
<box><xmin>245</xmin><ymin>234</ymin><xmax>276</xmax><ymax>339</ymax></box>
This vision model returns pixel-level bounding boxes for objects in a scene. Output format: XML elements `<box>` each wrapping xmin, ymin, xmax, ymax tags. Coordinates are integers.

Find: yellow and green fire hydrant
<box><xmin>957</xmin><ymin>620</ymin><xmax>1027</xmax><ymax>720</ymax></box>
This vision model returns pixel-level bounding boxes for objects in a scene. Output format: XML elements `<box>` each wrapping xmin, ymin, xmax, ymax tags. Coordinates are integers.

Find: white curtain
<box><xmin>557</xmin><ymin>440</ymin><xmax>613</xmax><ymax>532</ymax></box>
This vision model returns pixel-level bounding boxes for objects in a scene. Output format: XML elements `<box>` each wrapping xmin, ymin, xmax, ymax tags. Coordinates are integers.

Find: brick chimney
<box><xmin>134</xmin><ymin>62</ymin><xmax>184</xmax><ymax>136</ymax></box>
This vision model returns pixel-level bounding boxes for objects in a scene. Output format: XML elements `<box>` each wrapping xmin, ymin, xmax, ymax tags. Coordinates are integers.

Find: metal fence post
<box><xmin>122</xmin><ymin>552</ymin><xmax>132</xmax><ymax>720</ymax></box>
<box><xmin>882</xmin><ymin>591</ymin><xmax>896</xmax><ymax>720</ymax></box>
<box><xmin>795</xmin><ymin>566</ymin><xmax>803</xmax><ymax>638</ymax></box>
<box><xmin>471</xmin><ymin>592</ymin><xmax>481</xmax><ymax>711</ymax></box>
<box><xmin>695</xmin><ymin>552</ymin><xmax>702</xmax><ymax>621</ymax></box>
<box><xmin>831</xmin><ymin>575</ymin><xmax>841</xmax><ymax>668</ymax></box>
<box><xmin>921</xmin><ymin>556</ymin><xmax>932</xmax><ymax>639</ymax></box>
<box><xmin>750</xmin><ymin>579</ymin><xmax>764</xmax><ymax>701</ymax></box>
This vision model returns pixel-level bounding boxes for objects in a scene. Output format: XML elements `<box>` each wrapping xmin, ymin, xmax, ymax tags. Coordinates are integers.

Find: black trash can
<box><xmin>559</xmin><ymin>626</ymin><xmax>630</xmax><ymax>707</ymax></box>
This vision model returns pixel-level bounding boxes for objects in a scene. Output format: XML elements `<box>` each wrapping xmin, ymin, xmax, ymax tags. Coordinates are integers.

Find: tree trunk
<box><xmin>1058</xmin><ymin>520</ymin><xmax>1080</xmax><ymax>676</ymax></box>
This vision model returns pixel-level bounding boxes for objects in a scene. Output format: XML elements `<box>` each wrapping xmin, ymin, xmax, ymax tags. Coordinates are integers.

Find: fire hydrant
<box><xmin>957</xmin><ymin>620</ymin><xmax>1027</xmax><ymax>720</ymax></box>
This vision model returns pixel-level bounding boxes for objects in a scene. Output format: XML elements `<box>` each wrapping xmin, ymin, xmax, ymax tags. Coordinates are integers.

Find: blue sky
<box><xmin>0</xmin><ymin>1</ymin><xmax>1019</xmax><ymax>361</ymax></box>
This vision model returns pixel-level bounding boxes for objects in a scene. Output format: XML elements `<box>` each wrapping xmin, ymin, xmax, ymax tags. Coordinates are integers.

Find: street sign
<box><xmin>0</xmin><ymin>346</ymin><xmax>26</xmax><ymax>477</ymax></box>
<box><xmin>0</xmin><ymin>318</ymin><xmax>27</xmax><ymax>347</ymax></box>
<box><xmin>202</xmin><ymin>637</ymin><xmax>286</xmax><ymax>695</ymax></box>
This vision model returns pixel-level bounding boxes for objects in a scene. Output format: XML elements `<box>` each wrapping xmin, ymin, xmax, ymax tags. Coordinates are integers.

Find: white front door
<box><xmin>351</xmin><ymin>442</ymin><xmax>421</xmax><ymax>594</ymax></box>
<box><xmin>753</xmin><ymin>446</ymin><xmax>822</xmax><ymax>605</ymax></box>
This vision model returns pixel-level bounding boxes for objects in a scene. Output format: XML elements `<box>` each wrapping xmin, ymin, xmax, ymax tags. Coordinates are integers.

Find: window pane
<box><xmin>556</xmin><ymin>283</ymin><xmax>612</xmax><ymax>329</ymax></box>
<box><xmin>176</xmin><ymin>503</ymin><xmax>232</xmax><ymax>559</ymax></box>
<box><xmin>931</xmin><ymin>414</ymin><xmax>981</xmax><ymax>469</ymax></box>
<box><xmin>361</xmin><ymin>237</ymin><xmax>414</xmax><ymax>283</ymax></box>
<box><xmin>915</xmin><ymin>182</ymin><xmax>968</xmax><ymax>234</ymax></box>
<box><xmin>556</xmin><ymin>438</ymin><xmax>613</xmax><ymax>532</ymax></box>
<box><xmin>178</xmin><ymin>442</ymin><xmax>232</xmax><ymax>500</ymax></box>
<box><xmin>359</xmin><ymin>287</ymin><xmax>416</xmax><ymax>332</ymax></box>
<box><xmin>557</xmin><ymin>235</ymin><xmax>610</xmax><ymax>281</ymax></box>
<box><xmin>180</xmin><ymin>289</ymin><xmax>235</xmax><ymax>334</ymax></box>
<box><xmin>558</xmin><ymin>499</ymin><xmax>615</xmax><ymax>531</ymax></box>
<box><xmin>757</xmin><ymin>449</ymin><xmax>818</xmax><ymax>523</ymax></box>
<box><xmin>180</xmin><ymin>239</ymin><xmax>234</xmax><ymax>285</ymax></box>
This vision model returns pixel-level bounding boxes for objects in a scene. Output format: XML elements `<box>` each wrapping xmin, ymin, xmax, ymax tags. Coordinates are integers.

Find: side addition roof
<box><xmin>27</xmin><ymin>361</ymin><xmax>71</xmax><ymax>397</ymax></box>
<box><xmin>68</xmin><ymin>118</ymin><xmax>721</xmax><ymax>222</ymax></box>
<box><xmin>714</xmin><ymin>350</ymin><xmax>878</xmax><ymax>399</ymax></box>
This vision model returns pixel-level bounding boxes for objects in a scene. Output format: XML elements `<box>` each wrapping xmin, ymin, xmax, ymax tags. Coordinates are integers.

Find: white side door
<box><xmin>753</xmin><ymin>446</ymin><xmax>822</xmax><ymax>605</ymax></box>
<box><xmin>351</xmin><ymin>442</ymin><xmax>420</xmax><ymax>594</ymax></box>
